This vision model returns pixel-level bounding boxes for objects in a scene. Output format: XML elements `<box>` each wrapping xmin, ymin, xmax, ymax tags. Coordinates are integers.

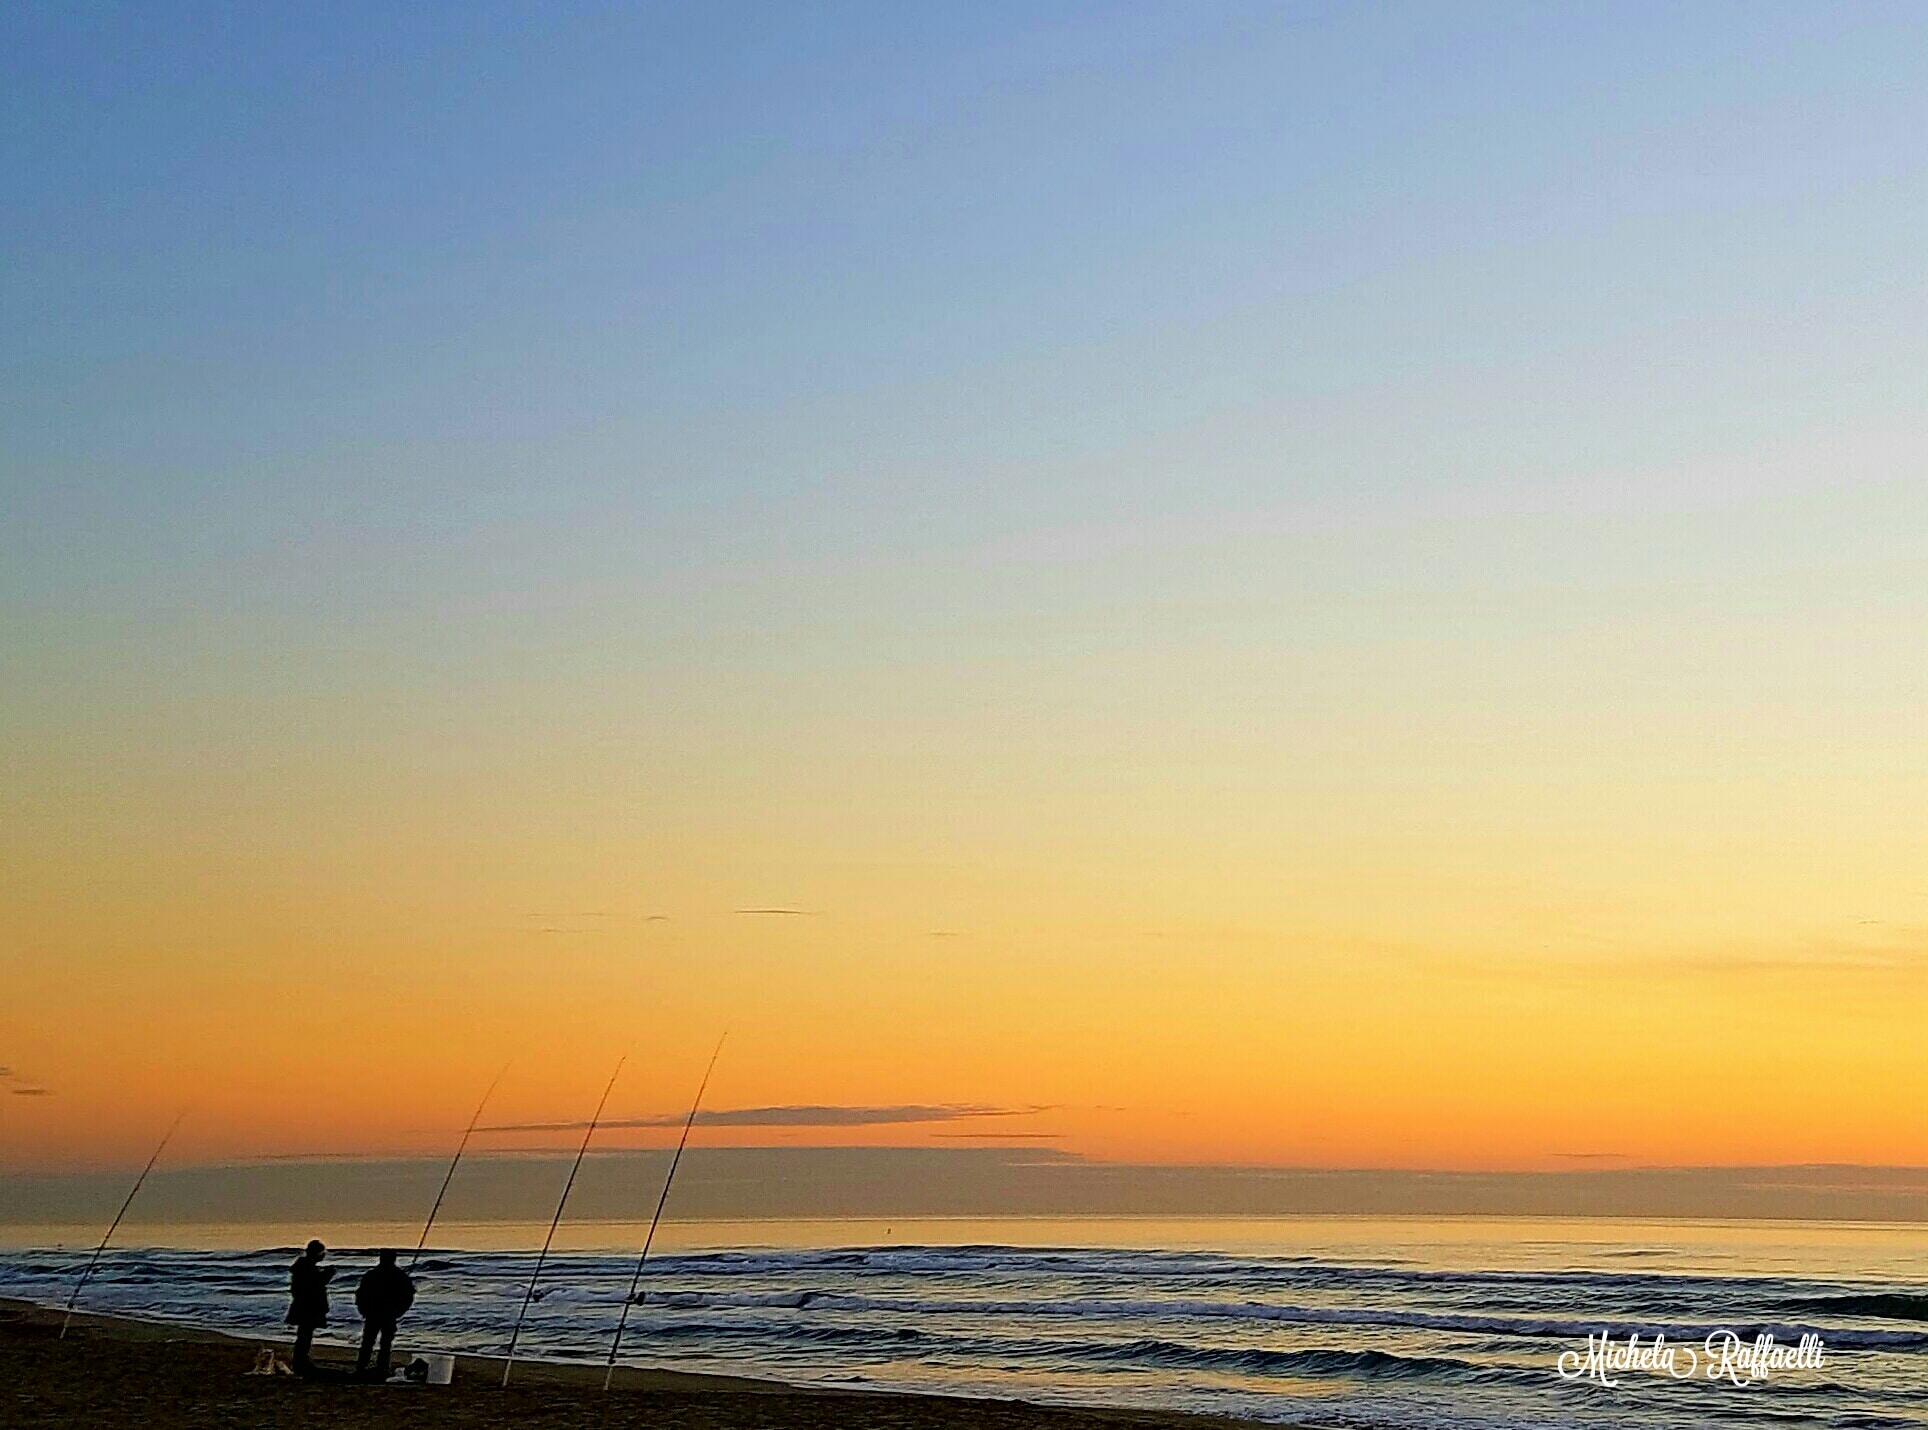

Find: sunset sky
<box><xmin>5</xmin><ymin>4</ymin><xmax>1926</xmax><ymax>1178</ymax></box>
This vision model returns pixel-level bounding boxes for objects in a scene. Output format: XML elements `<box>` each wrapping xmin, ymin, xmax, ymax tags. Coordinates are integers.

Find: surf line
<box><xmin>411</xmin><ymin>1062</ymin><xmax>510</xmax><ymax>1270</ymax></box>
<box><xmin>501</xmin><ymin>1056</ymin><xmax>624</xmax><ymax>1389</ymax></box>
<box><xmin>61</xmin><ymin>1111</ymin><xmax>186</xmax><ymax>1338</ymax></box>
<box><xmin>602</xmin><ymin>1033</ymin><xmax>726</xmax><ymax>1390</ymax></box>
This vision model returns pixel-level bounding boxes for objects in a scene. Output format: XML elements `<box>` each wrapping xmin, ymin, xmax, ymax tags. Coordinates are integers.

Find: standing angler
<box><xmin>286</xmin><ymin>1240</ymin><xmax>335</xmax><ymax>1376</ymax></box>
<box><xmin>355</xmin><ymin>1249</ymin><xmax>417</xmax><ymax>1380</ymax></box>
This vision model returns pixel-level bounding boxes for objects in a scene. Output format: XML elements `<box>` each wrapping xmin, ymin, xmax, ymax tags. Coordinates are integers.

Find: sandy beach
<box><xmin>3</xmin><ymin>1297</ymin><xmax>1261</xmax><ymax>1430</ymax></box>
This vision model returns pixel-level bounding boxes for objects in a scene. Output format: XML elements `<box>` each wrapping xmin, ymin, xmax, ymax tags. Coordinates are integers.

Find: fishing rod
<box><xmin>410</xmin><ymin>1062</ymin><xmax>510</xmax><ymax>1270</ymax></box>
<box><xmin>61</xmin><ymin>1112</ymin><xmax>185</xmax><ymax>1339</ymax></box>
<box><xmin>501</xmin><ymin>1056</ymin><xmax>625</xmax><ymax>1389</ymax></box>
<box><xmin>602</xmin><ymin>1033</ymin><xmax>726</xmax><ymax>1390</ymax></box>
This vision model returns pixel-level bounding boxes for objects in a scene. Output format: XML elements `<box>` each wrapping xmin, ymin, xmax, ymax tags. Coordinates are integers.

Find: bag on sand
<box><xmin>246</xmin><ymin>1349</ymin><xmax>295</xmax><ymax>1377</ymax></box>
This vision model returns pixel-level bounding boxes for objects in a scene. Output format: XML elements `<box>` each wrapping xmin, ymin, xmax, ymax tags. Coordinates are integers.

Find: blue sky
<box><xmin>9</xmin><ymin>3</ymin><xmax>1923</xmax><ymax>584</ymax></box>
<box><xmin>8</xmin><ymin>3</ymin><xmax>1923</xmax><ymax>770</ymax></box>
<box><xmin>7</xmin><ymin>2</ymin><xmax>1924</xmax><ymax>833</ymax></box>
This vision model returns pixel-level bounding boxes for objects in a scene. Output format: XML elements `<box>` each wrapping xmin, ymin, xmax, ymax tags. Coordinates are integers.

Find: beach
<box><xmin>3</xmin><ymin>1298</ymin><xmax>1253</xmax><ymax>1430</ymax></box>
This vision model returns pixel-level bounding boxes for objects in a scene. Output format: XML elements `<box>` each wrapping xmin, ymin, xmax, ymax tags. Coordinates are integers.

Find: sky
<box><xmin>3</xmin><ymin>3</ymin><xmax>1926</xmax><ymax>1181</ymax></box>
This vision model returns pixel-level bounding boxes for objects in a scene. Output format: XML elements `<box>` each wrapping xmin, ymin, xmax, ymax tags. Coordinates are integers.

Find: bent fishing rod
<box><xmin>62</xmin><ymin>1112</ymin><xmax>185</xmax><ymax>1339</ymax></box>
<box><xmin>411</xmin><ymin>1062</ymin><xmax>510</xmax><ymax>1270</ymax></box>
<box><xmin>501</xmin><ymin>1056</ymin><xmax>625</xmax><ymax>1389</ymax></box>
<box><xmin>602</xmin><ymin>1033</ymin><xmax>726</xmax><ymax>1390</ymax></box>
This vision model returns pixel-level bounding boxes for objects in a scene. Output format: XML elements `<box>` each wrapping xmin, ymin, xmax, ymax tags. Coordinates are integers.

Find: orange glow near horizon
<box><xmin>7</xmin><ymin>789</ymin><xmax>1927</xmax><ymax>1173</ymax></box>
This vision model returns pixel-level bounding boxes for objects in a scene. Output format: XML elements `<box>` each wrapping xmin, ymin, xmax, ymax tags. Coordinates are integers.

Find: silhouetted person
<box><xmin>354</xmin><ymin>1249</ymin><xmax>416</xmax><ymax>1380</ymax></box>
<box><xmin>286</xmin><ymin>1239</ymin><xmax>334</xmax><ymax>1376</ymax></box>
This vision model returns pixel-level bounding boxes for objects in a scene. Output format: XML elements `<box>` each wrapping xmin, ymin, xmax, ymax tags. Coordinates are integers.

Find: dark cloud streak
<box><xmin>481</xmin><ymin>1102</ymin><xmax>1049</xmax><ymax>1134</ymax></box>
<box><xmin>0</xmin><ymin>1067</ymin><xmax>50</xmax><ymax>1095</ymax></box>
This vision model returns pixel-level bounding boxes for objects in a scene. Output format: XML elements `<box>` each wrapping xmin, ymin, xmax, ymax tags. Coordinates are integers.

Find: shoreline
<box><xmin>2</xmin><ymin>1296</ymin><xmax>1265</xmax><ymax>1428</ymax></box>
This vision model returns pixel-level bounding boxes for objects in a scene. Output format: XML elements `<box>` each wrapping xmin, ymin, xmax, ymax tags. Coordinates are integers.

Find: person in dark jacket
<box><xmin>354</xmin><ymin>1249</ymin><xmax>417</xmax><ymax>1380</ymax></box>
<box><xmin>285</xmin><ymin>1239</ymin><xmax>334</xmax><ymax>1375</ymax></box>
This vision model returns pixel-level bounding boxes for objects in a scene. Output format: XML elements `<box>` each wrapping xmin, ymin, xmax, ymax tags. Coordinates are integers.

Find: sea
<box><xmin>4</xmin><ymin>1216</ymin><xmax>1927</xmax><ymax>1429</ymax></box>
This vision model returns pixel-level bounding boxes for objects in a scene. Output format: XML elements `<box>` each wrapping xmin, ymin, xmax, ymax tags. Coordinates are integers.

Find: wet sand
<box><xmin>2</xmin><ymin>1298</ymin><xmax>1267</xmax><ymax>1429</ymax></box>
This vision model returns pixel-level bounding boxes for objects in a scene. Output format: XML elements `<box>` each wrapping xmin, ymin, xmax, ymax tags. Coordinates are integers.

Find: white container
<box><xmin>425</xmin><ymin>1354</ymin><xmax>455</xmax><ymax>1386</ymax></box>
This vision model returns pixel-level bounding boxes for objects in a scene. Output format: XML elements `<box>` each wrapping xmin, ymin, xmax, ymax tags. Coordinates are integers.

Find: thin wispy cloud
<box><xmin>0</xmin><ymin>1066</ymin><xmax>49</xmax><ymax>1095</ymax></box>
<box><xmin>519</xmin><ymin>911</ymin><xmax>659</xmax><ymax>929</ymax></box>
<box><xmin>481</xmin><ymin>1103</ymin><xmax>1050</xmax><ymax>1133</ymax></box>
<box><xmin>734</xmin><ymin>907</ymin><xmax>817</xmax><ymax>917</ymax></box>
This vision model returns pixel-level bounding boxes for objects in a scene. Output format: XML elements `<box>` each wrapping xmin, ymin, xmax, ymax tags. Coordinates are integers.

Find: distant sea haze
<box><xmin>5</xmin><ymin>1148</ymin><xmax>1928</xmax><ymax>1228</ymax></box>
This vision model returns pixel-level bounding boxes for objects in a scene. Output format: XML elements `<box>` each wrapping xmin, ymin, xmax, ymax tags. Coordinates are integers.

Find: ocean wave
<box><xmin>1072</xmin><ymin>1337</ymin><xmax>1507</xmax><ymax>1385</ymax></box>
<box><xmin>624</xmin><ymin>1315</ymin><xmax>1517</xmax><ymax>1387</ymax></box>
<box><xmin>1783</xmin><ymin>1293</ymin><xmax>1928</xmax><ymax>1323</ymax></box>
<box><xmin>634</xmin><ymin>1286</ymin><xmax>1928</xmax><ymax>1351</ymax></box>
